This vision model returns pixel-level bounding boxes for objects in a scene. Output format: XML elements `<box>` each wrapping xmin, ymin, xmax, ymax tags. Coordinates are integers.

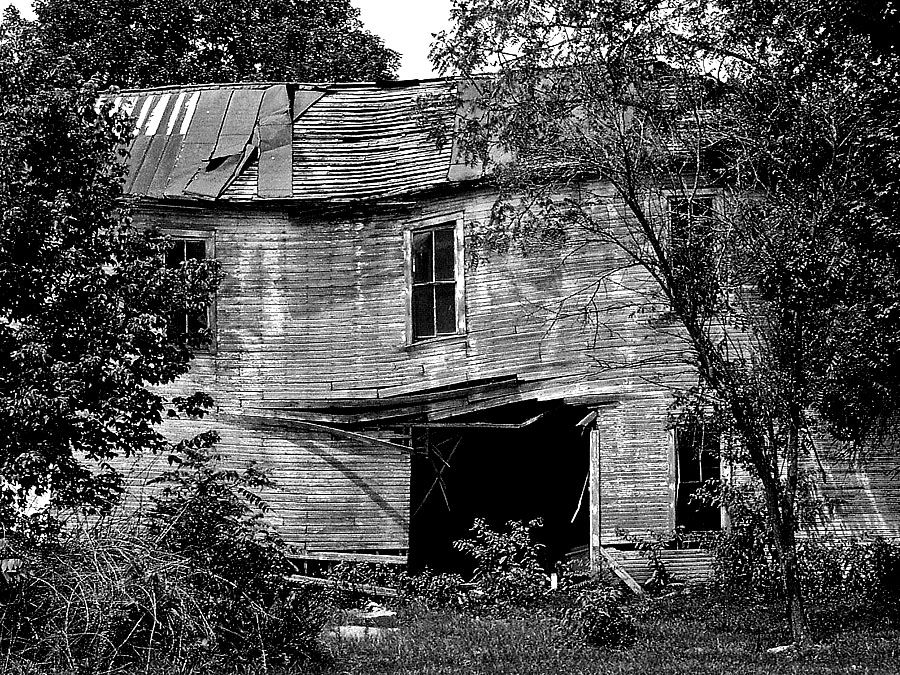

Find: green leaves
<box><xmin>32</xmin><ymin>0</ymin><xmax>400</xmax><ymax>88</ymax></box>
<box><xmin>0</xmin><ymin>17</ymin><xmax>221</xmax><ymax>516</ymax></box>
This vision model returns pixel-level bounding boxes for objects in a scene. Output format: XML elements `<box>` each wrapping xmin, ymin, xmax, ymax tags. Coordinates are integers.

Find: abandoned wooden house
<box><xmin>111</xmin><ymin>79</ymin><xmax>900</xmax><ymax>581</ymax></box>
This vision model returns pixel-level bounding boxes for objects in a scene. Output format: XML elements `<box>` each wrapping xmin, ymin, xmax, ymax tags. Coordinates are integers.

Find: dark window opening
<box><xmin>668</xmin><ymin>196</ymin><xmax>718</xmax><ymax>312</ymax></box>
<box><xmin>412</xmin><ymin>226</ymin><xmax>457</xmax><ymax>340</ymax></box>
<box><xmin>166</xmin><ymin>238</ymin><xmax>211</xmax><ymax>346</ymax></box>
<box><xmin>408</xmin><ymin>405</ymin><xmax>590</xmax><ymax>574</ymax></box>
<box><xmin>675</xmin><ymin>423</ymin><xmax>721</xmax><ymax>532</ymax></box>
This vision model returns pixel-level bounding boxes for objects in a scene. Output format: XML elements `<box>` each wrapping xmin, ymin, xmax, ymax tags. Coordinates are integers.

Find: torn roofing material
<box><xmin>108</xmin><ymin>79</ymin><xmax>485</xmax><ymax>203</ymax></box>
<box><xmin>110</xmin><ymin>84</ymin><xmax>320</xmax><ymax>201</ymax></box>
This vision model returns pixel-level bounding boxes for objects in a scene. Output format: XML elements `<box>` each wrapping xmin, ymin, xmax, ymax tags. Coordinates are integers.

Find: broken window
<box><xmin>675</xmin><ymin>423</ymin><xmax>721</xmax><ymax>532</ymax></box>
<box><xmin>166</xmin><ymin>235</ymin><xmax>214</xmax><ymax>349</ymax></box>
<box><xmin>411</xmin><ymin>224</ymin><xmax>461</xmax><ymax>340</ymax></box>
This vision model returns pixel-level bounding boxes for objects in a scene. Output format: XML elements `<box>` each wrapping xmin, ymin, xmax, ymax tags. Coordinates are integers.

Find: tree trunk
<box><xmin>753</xmin><ymin>435</ymin><xmax>810</xmax><ymax>646</ymax></box>
<box><xmin>774</xmin><ymin>517</ymin><xmax>810</xmax><ymax>645</ymax></box>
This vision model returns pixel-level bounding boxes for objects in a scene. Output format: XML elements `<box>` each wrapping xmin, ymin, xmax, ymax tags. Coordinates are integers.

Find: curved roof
<box><xmin>108</xmin><ymin>79</ymin><xmax>482</xmax><ymax>203</ymax></box>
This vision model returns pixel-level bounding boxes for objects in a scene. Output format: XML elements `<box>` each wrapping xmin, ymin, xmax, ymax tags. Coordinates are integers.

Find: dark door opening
<box><xmin>407</xmin><ymin>404</ymin><xmax>590</xmax><ymax>573</ymax></box>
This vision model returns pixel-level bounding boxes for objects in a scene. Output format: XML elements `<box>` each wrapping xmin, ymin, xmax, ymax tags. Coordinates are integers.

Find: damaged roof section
<box><xmin>110</xmin><ymin>79</ymin><xmax>480</xmax><ymax>203</ymax></box>
<box><xmin>111</xmin><ymin>84</ymin><xmax>320</xmax><ymax>201</ymax></box>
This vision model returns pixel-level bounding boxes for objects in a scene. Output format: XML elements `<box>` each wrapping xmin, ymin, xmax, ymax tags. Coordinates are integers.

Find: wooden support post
<box><xmin>589</xmin><ymin>426</ymin><xmax>601</xmax><ymax>571</ymax></box>
<box><xmin>597</xmin><ymin>547</ymin><xmax>645</xmax><ymax>597</ymax></box>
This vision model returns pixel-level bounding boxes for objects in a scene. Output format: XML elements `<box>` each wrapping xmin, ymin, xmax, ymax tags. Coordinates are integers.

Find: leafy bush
<box><xmin>870</xmin><ymin>537</ymin><xmax>900</xmax><ymax>623</ymax></box>
<box><xmin>712</xmin><ymin>527</ymin><xmax>900</xmax><ymax>619</ymax></box>
<box><xmin>144</xmin><ymin>442</ymin><xmax>327</xmax><ymax>665</ymax></box>
<box><xmin>400</xmin><ymin>568</ymin><xmax>470</xmax><ymax>609</ymax></box>
<box><xmin>710</xmin><ymin>528</ymin><xmax>783</xmax><ymax>601</ymax></box>
<box><xmin>0</xmin><ymin>445</ymin><xmax>328</xmax><ymax>672</ymax></box>
<box><xmin>563</xmin><ymin>584</ymin><xmax>637</xmax><ymax>648</ymax></box>
<box><xmin>453</xmin><ymin>518</ymin><xmax>547</xmax><ymax>606</ymax></box>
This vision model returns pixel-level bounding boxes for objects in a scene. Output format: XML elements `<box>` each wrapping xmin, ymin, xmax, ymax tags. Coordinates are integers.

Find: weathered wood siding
<box><xmin>151</xmin><ymin>414</ymin><xmax>411</xmax><ymax>551</ymax></box>
<box><xmin>606</xmin><ymin>548</ymin><xmax>714</xmax><ymax>585</ymax></box>
<box><xmin>133</xmin><ymin>184</ymin><xmax>692</xmax><ymax>551</ymax></box>
<box><xmin>595</xmin><ymin>398</ymin><xmax>675</xmax><ymax>545</ymax></box>
<box><xmin>133</xmin><ymin>184</ymin><xmax>900</xmax><ymax>553</ymax></box>
<box><xmin>805</xmin><ymin>443</ymin><xmax>900</xmax><ymax>538</ymax></box>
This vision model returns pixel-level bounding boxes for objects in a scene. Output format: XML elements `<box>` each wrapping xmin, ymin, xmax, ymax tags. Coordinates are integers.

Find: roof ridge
<box><xmin>114</xmin><ymin>77</ymin><xmax>455</xmax><ymax>96</ymax></box>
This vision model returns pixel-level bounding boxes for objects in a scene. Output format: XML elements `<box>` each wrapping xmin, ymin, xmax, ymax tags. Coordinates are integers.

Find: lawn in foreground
<box><xmin>318</xmin><ymin>590</ymin><xmax>900</xmax><ymax>675</ymax></box>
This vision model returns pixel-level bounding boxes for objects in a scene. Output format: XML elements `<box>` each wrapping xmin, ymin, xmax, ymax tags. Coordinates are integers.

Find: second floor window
<box><xmin>166</xmin><ymin>237</ymin><xmax>213</xmax><ymax>347</ymax></box>
<box><xmin>411</xmin><ymin>225</ymin><xmax>458</xmax><ymax>340</ymax></box>
<box><xmin>668</xmin><ymin>195</ymin><xmax>719</xmax><ymax>313</ymax></box>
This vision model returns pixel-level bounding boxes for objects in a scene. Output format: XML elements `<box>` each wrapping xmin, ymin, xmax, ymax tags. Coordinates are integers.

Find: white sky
<box><xmin>3</xmin><ymin>0</ymin><xmax>451</xmax><ymax>79</ymax></box>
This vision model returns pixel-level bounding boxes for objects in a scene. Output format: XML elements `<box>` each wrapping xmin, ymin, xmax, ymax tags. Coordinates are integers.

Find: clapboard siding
<box><xmin>144</xmin><ymin>413</ymin><xmax>411</xmax><ymax>552</ymax></box>
<box><xmin>606</xmin><ymin>549</ymin><xmax>714</xmax><ymax>585</ymax></box>
<box><xmin>136</xmin><ymin>189</ymin><xmax>689</xmax><ymax>409</ymax></box>
<box><xmin>133</xmin><ymin>187</ymin><xmax>694</xmax><ymax>551</ymax></box>
<box><xmin>806</xmin><ymin>442</ymin><xmax>900</xmax><ymax>538</ymax></box>
<box><xmin>596</xmin><ymin>396</ymin><xmax>675</xmax><ymax>545</ymax></box>
<box><xmin>132</xmin><ymin>182</ymin><xmax>900</xmax><ymax>554</ymax></box>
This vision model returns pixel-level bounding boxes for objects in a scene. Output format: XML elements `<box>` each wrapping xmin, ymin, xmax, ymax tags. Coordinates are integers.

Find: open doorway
<box><xmin>407</xmin><ymin>404</ymin><xmax>591</xmax><ymax>573</ymax></box>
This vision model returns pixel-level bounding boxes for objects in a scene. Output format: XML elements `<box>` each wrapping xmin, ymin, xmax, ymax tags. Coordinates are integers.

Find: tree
<box><xmin>0</xmin><ymin>8</ymin><xmax>220</xmax><ymax>518</ymax></box>
<box><xmin>31</xmin><ymin>0</ymin><xmax>400</xmax><ymax>88</ymax></box>
<box><xmin>433</xmin><ymin>0</ymin><xmax>900</xmax><ymax>643</ymax></box>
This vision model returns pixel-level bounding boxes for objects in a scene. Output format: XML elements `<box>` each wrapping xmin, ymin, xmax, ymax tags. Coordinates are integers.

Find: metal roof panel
<box><xmin>117</xmin><ymin>80</ymin><xmax>465</xmax><ymax>202</ymax></box>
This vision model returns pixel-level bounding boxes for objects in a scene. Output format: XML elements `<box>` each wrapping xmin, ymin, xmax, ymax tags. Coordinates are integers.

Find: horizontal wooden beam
<box><xmin>293</xmin><ymin>551</ymin><xmax>407</xmax><ymax>565</ymax></box>
<box><xmin>223</xmin><ymin>413</ymin><xmax>413</xmax><ymax>454</ymax></box>
<box><xmin>287</xmin><ymin>574</ymin><xmax>400</xmax><ymax>598</ymax></box>
<box><xmin>410</xmin><ymin>411</ymin><xmax>548</xmax><ymax>430</ymax></box>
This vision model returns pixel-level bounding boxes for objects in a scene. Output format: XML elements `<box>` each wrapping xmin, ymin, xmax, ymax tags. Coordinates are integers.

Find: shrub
<box><xmin>870</xmin><ymin>537</ymin><xmax>900</xmax><ymax>623</ymax></box>
<box><xmin>325</xmin><ymin>560</ymin><xmax>405</xmax><ymax>608</ymax></box>
<box><xmin>143</xmin><ymin>443</ymin><xmax>327</xmax><ymax>666</ymax></box>
<box><xmin>711</xmin><ymin>527</ymin><xmax>900</xmax><ymax>620</ymax></box>
<box><xmin>0</xmin><ymin>446</ymin><xmax>328</xmax><ymax>673</ymax></box>
<box><xmin>0</xmin><ymin>515</ymin><xmax>203</xmax><ymax>671</ymax></box>
<box><xmin>563</xmin><ymin>584</ymin><xmax>637</xmax><ymax>648</ymax></box>
<box><xmin>400</xmin><ymin>568</ymin><xmax>470</xmax><ymax>609</ymax></box>
<box><xmin>453</xmin><ymin>518</ymin><xmax>547</xmax><ymax>606</ymax></box>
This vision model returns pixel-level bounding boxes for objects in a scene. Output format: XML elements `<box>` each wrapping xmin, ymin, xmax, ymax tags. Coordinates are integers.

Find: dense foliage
<box><xmin>32</xmin><ymin>0</ymin><xmax>399</xmax><ymax>87</ymax></box>
<box><xmin>453</xmin><ymin>518</ymin><xmax>548</xmax><ymax>606</ymax></box>
<box><xmin>0</xmin><ymin>447</ymin><xmax>327</xmax><ymax>672</ymax></box>
<box><xmin>563</xmin><ymin>584</ymin><xmax>637</xmax><ymax>648</ymax></box>
<box><xmin>0</xmin><ymin>9</ymin><xmax>219</xmax><ymax>517</ymax></box>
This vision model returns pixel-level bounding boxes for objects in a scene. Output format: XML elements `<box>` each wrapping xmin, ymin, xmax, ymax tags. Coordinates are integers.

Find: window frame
<box><xmin>403</xmin><ymin>219</ymin><xmax>466</xmax><ymax>345</ymax></box>
<box><xmin>163</xmin><ymin>228</ymin><xmax>217</xmax><ymax>355</ymax></box>
<box><xmin>672</xmin><ymin>422</ymin><xmax>723</xmax><ymax>533</ymax></box>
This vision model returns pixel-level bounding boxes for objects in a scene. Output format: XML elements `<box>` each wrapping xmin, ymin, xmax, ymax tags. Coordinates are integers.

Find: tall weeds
<box><xmin>0</xmin><ymin>447</ymin><xmax>327</xmax><ymax>673</ymax></box>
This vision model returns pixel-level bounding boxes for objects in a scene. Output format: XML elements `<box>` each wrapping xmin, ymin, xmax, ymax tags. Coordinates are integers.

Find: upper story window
<box><xmin>668</xmin><ymin>196</ymin><xmax>715</xmax><ymax>270</ymax></box>
<box><xmin>674</xmin><ymin>422</ymin><xmax>721</xmax><ymax>532</ymax></box>
<box><xmin>165</xmin><ymin>232</ymin><xmax>215</xmax><ymax>351</ymax></box>
<box><xmin>408</xmin><ymin>222</ymin><xmax>465</xmax><ymax>342</ymax></box>
<box><xmin>667</xmin><ymin>195</ymin><xmax>719</xmax><ymax>312</ymax></box>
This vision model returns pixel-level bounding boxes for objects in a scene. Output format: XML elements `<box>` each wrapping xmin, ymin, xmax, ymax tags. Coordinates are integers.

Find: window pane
<box><xmin>700</xmin><ymin>449</ymin><xmax>720</xmax><ymax>480</ymax></box>
<box><xmin>433</xmin><ymin>228</ymin><xmax>455</xmax><ymax>281</ymax></box>
<box><xmin>188</xmin><ymin>309</ymin><xmax>208</xmax><ymax>333</ymax></box>
<box><xmin>412</xmin><ymin>286</ymin><xmax>435</xmax><ymax>338</ymax></box>
<box><xmin>675</xmin><ymin>423</ymin><xmax>721</xmax><ymax>531</ymax></box>
<box><xmin>412</xmin><ymin>231</ymin><xmax>433</xmax><ymax>283</ymax></box>
<box><xmin>186</xmin><ymin>240</ymin><xmax>206</xmax><ymax>261</ymax></box>
<box><xmin>434</xmin><ymin>283</ymin><xmax>456</xmax><ymax>334</ymax></box>
<box><xmin>677</xmin><ymin>428</ymin><xmax>701</xmax><ymax>484</ymax></box>
<box><xmin>165</xmin><ymin>241</ymin><xmax>185</xmax><ymax>269</ymax></box>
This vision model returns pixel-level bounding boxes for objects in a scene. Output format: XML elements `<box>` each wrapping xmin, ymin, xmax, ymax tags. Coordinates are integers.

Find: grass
<box><xmin>316</xmin><ymin>589</ymin><xmax>900</xmax><ymax>675</ymax></box>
